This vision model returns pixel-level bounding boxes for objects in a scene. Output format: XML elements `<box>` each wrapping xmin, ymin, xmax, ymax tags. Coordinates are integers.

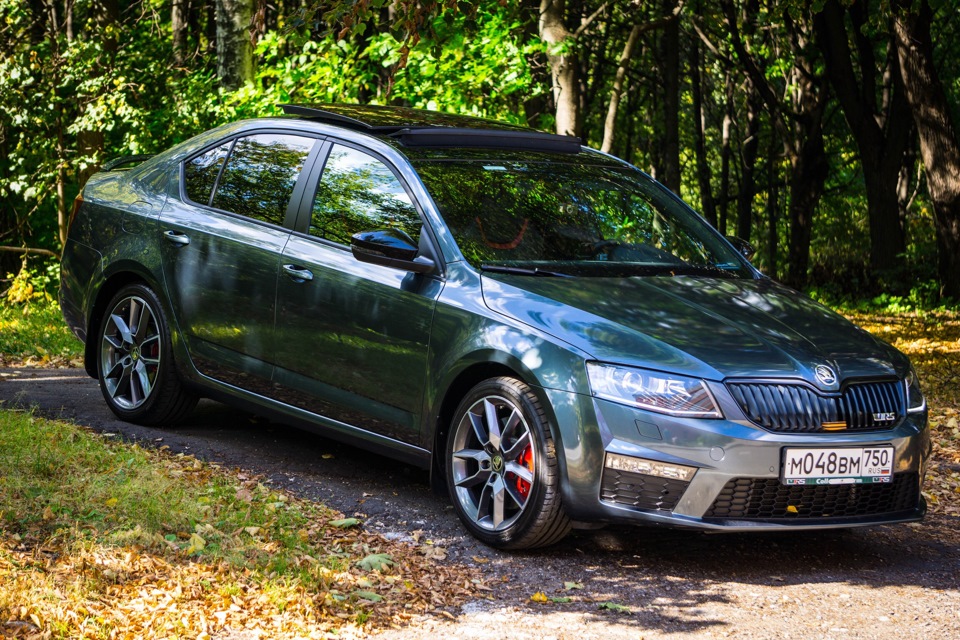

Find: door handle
<box><xmin>282</xmin><ymin>264</ymin><xmax>314</xmax><ymax>282</ymax></box>
<box><xmin>163</xmin><ymin>230</ymin><xmax>190</xmax><ymax>246</ymax></box>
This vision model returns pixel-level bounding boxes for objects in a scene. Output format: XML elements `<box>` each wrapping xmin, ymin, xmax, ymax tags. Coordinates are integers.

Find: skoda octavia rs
<box><xmin>60</xmin><ymin>104</ymin><xmax>930</xmax><ymax>548</ymax></box>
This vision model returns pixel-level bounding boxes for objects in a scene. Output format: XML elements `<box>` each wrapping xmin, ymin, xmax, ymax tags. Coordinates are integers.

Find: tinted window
<box><xmin>184</xmin><ymin>142</ymin><xmax>231</xmax><ymax>205</ymax></box>
<box><xmin>211</xmin><ymin>134</ymin><xmax>316</xmax><ymax>226</ymax></box>
<box><xmin>310</xmin><ymin>145</ymin><xmax>421</xmax><ymax>245</ymax></box>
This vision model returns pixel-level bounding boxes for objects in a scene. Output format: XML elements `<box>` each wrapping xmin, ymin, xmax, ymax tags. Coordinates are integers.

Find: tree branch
<box><xmin>720</xmin><ymin>0</ymin><xmax>794</xmax><ymax>155</ymax></box>
<box><xmin>573</xmin><ymin>1</ymin><xmax>609</xmax><ymax>38</ymax></box>
<box><xmin>0</xmin><ymin>246</ymin><xmax>59</xmax><ymax>258</ymax></box>
<box><xmin>601</xmin><ymin>22</ymin><xmax>643</xmax><ymax>153</ymax></box>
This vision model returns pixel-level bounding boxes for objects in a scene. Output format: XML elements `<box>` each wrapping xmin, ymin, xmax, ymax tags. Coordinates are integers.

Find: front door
<box><xmin>272</xmin><ymin>143</ymin><xmax>441</xmax><ymax>444</ymax></box>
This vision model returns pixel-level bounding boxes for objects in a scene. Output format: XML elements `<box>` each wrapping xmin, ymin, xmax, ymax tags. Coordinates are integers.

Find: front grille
<box><xmin>600</xmin><ymin>469</ymin><xmax>689</xmax><ymax>512</ymax></box>
<box><xmin>727</xmin><ymin>380</ymin><xmax>904</xmax><ymax>433</ymax></box>
<box><xmin>703</xmin><ymin>473</ymin><xmax>919</xmax><ymax>521</ymax></box>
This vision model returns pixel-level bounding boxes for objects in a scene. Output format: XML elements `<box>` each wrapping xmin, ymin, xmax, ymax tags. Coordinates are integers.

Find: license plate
<box><xmin>781</xmin><ymin>446</ymin><xmax>894</xmax><ymax>486</ymax></box>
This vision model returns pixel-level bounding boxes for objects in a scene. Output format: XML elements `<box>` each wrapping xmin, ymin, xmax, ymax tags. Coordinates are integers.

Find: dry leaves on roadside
<box><xmin>848</xmin><ymin>311</ymin><xmax>960</xmax><ymax>514</ymax></box>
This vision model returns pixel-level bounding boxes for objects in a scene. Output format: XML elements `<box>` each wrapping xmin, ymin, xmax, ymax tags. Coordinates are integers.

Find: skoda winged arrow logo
<box><xmin>814</xmin><ymin>365</ymin><xmax>837</xmax><ymax>386</ymax></box>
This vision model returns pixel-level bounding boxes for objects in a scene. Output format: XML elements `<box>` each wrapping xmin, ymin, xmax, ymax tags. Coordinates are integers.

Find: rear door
<box><xmin>159</xmin><ymin>131</ymin><xmax>321</xmax><ymax>392</ymax></box>
<box><xmin>272</xmin><ymin>142</ymin><xmax>442</xmax><ymax>444</ymax></box>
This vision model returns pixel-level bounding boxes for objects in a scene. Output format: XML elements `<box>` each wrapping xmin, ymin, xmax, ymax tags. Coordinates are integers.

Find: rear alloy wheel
<box><xmin>447</xmin><ymin>377</ymin><xmax>570</xmax><ymax>549</ymax></box>
<box><xmin>97</xmin><ymin>284</ymin><xmax>197</xmax><ymax>425</ymax></box>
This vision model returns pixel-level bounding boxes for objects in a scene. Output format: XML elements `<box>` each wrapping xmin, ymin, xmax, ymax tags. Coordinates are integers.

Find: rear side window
<box><xmin>210</xmin><ymin>133</ymin><xmax>316</xmax><ymax>226</ymax></box>
<box><xmin>309</xmin><ymin>144</ymin><xmax>421</xmax><ymax>245</ymax></box>
<box><xmin>184</xmin><ymin>142</ymin><xmax>231</xmax><ymax>205</ymax></box>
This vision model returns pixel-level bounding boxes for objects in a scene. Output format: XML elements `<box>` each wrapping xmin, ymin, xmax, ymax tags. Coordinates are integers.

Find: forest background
<box><xmin>2</xmin><ymin>0</ymin><xmax>959</xmax><ymax>309</ymax></box>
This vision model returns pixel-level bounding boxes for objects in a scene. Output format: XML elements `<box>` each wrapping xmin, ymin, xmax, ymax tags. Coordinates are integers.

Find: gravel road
<box><xmin>3</xmin><ymin>366</ymin><xmax>959</xmax><ymax>639</ymax></box>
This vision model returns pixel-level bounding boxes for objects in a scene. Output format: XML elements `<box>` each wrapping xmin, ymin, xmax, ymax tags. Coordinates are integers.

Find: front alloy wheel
<box><xmin>447</xmin><ymin>377</ymin><xmax>570</xmax><ymax>549</ymax></box>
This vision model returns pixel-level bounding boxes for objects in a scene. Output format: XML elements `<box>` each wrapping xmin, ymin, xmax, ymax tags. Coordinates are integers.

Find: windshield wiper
<box><xmin>480</xmin><ymin>264</ymin><xmax>572</xmax><ymax>278</ymax></box>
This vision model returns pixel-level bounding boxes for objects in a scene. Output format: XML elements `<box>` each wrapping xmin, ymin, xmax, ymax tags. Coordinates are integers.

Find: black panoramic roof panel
<box><xmin>396</xmin><ymin>128</ymin><xmax>582</xmax><ymax>154</ymax></box>
<box><xmin>280</xmin><ymin>103</ymin><xmax>530</xmax><ymax>131</ymax></box>
<box><xmin>279</xmin><ymin>103</ymin><xmax>582</xmax><ymax>154</ymax></box>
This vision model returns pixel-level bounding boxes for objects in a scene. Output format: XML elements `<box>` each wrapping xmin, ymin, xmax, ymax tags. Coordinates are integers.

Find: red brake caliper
<box><xmin>515</xmin><ymin>445</ymin><xmax>534</xmax><ymax>500</ymax></box>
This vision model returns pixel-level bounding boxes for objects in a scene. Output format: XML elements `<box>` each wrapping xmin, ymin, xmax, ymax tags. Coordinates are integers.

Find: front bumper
<box><xmin>546</xmin><ymin>385</ymin><xmax>931</xmax><ymax>531</ymax></box>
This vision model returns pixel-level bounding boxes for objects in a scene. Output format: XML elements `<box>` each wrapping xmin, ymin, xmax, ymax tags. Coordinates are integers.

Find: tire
<box><xmin>446</xmin><ymin>377</ymin><xmax>571</xmax><ymax>549</ymax></box>
<box><xmin>96</xmin><ymin>283</ymin><xmax>197</xmax><ymax>425</ymax></box>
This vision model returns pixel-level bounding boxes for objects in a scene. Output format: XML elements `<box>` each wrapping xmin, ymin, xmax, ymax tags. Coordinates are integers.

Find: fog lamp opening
<box><xmin>604</xmin><ymin>453</ymin><xmax>698</xmax><ymax>482</ymax></box>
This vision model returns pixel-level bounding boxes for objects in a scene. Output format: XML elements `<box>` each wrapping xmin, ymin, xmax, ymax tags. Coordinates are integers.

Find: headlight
<box><xmin>586</xmin><ymin>362</ymin><xmax>722</xmax><ymax>418</ymax></box>
<box><xmin>905</xmin><ymin>367</ymin><xmax>926</xmax><ymax>413</ymax></box>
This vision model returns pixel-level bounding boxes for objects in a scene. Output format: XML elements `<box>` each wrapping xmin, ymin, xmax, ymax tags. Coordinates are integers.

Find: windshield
<box><xmin>414</xmin><ymin>158</ymin><xmax>753</xmax><ymax>279</ymax></box>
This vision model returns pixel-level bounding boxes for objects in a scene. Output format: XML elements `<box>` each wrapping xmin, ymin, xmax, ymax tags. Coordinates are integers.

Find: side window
<box><xmin>210</xmin><ymin>133</ymin><xmax>316</xmax><ymax>226</ymax></box>
<box><xmin>310</xmin><ymin>144</ymin><xmax>421</xmax><ymax>245</ymax></box>
<box><xmin>184</xmin><ymin>142</ymin><xmax>231</xmax><ymax>206</ymax></box>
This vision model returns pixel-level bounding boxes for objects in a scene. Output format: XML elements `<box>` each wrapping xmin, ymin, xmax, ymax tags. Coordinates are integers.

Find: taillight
<box><xmin>68</xmin><ymin>192</ymin><xmax>84</xmax><ymax>237</ymax></box>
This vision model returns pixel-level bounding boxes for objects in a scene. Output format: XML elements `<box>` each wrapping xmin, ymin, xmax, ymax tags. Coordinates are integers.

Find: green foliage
<box><xmin>0</xmin><ymin>299</ymin><xmax>82</xmax><ymax>365</ymax></box>
<box><xmin>2</xmin><ymin>0</ymin><xmax>958</xmax><ymax>304</ymax></box>
<box><xmin>808</xmin><ymin>278</ymin><xmax>954</xmax><ymax>313</ymax></box>
<box><xmin>237</xmin><ymin>9</ymin><xmax>537</xmax><ymax>123</ymax></box>
<box><xmin>0</xmin><ymin>257</ymin><xmax>83</xmax><ymax>363</ymax></box>
<box><xmin>3</xmin><ymin>258</ymin><xmax>59</xmax><ymax>305</ymax></box>
<box><xmin>0</xmin><ymin>0</ymin><xmax>225</xmax><ymax>258</ymax></box>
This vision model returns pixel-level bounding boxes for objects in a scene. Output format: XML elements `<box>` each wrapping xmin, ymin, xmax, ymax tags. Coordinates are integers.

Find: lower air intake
<box><xmin>600</xmin><ymin>468</ymin><xmax>689</xmax><ymax>512</ymax></box>
<box><xmin>703</xmin><ymin>473</ymin><xmax>919</xmax><ymax>520</ymax></box>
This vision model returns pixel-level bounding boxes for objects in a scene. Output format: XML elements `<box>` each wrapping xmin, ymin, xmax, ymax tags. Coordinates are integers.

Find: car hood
<box><xmin>480</xmin><ymin>274</ymin><xmax>904</xmax><ymax>385</ymax></box>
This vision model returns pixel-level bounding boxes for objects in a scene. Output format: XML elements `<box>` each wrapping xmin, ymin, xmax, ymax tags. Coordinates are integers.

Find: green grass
<box><xmin>0</xmin><ymin>409</ymin><xmax>477</xmax><ymax>638</ymax></box>
<box><xmin>0</xmin><ymin>409</ymin><xmax>334</xmax><ymax>566</ymax></box>
<box><xmin>0</xmin><ymin>300</ymin><xmax>83</xmax><ymax>364</ymax></box>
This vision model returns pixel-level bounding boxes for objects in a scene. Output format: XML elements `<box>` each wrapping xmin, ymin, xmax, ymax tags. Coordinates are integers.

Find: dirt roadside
<box><xmin>2</xmin><ymin>366</ymin><xmax>958</xmax><ymax>639</ymax></box>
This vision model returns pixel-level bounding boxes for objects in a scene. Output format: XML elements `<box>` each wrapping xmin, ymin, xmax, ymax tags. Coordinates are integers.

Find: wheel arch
<box><xmin>428</xmin><ymin>355</ymin><xmax>565</xmax><ymax>496</ymax></box>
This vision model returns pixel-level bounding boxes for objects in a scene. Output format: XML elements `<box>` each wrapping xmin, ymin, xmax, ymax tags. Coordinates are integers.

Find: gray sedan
<box><xmin>60</xmin><ymin>104</ymin><xmax>930</xmax><ymax>548</ymax></box>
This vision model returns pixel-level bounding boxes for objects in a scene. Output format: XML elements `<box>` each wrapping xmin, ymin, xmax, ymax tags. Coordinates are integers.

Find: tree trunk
<box><xmin>786</xmin><ymin>131</ymin><xmax>829</xmax><ymax>288</ymax></box>
<box><xmin>893</xmin><ymin>0</ymin><xmax>960</xmax><ymax>300</ymax></box>
<box><xmin>600</xmin><ymin>24</ymin><xmax>641</xmax><ymax>154</ymax></box>
<box><xmin>659</xmin><ymin>0</ymin><xmax>680</xmax><ymax>193</ymax></box>
<box><xmin>216</xmin><ymin>0</ymin><xmax>253</xmax><ymax>90</ymax></box>
<box><xmin>814</xmin><ymin>0</ymin><xmax>911</xmax><ymax>272</ymax></box>
<box><xmin>623</xmin><ymin>83</ymin><xmax>636</xmax><ymax>164</ymax></box>
<box><xmin>56</xmin><ymin>105</ymin><xmax>68</xmax><ymax>248</ymax></box>
<box><xmin>897</xmin><ymin>127</ymin><xmax>918</xmax><ymax>236</ymax></box>
<box><xmin>689</xmin><ymin>34</ymin><xmax>717</xmax><ymax>227</ymax></box>
<box><xmin>718</xmin><ymin>85</ymin><xmax>732</xmax><ymax>235</ymax></box>
<box><xmin>766</xmin><ymin>134</ymin><xmax>780</xmax><ymax>278</ymax></box>
<box><xmin>736</xmin><ymin>92</ymin><xmax>761</xmax><ymax>241</ymax></box>
<box><xmin>723</xmin><ymin>0</ymin><xmax>829</xmax><ymax>287</ymax></box>
<box><xmin>27</xmin><ymin>0</ymin><xmax>46</xmax><ymax>45</ymax></box>
<box><xmin>206</xmin><ymin>0</ymin><xmax>216</xmax><ymax>57</ymax></box>
<box><xmin>539</xmin><ymin>0</ymin><xmax>580</xmax><ymax>137</ymax></box>
<box><xmin>173</xmin><ymin>0</ymin><xmax>191</xmax><ymax>66</ymax></box>
<box><xmin>65</xmin><ymin>0</ymin><xmax>74</xmax><ymax>41</ymax></box>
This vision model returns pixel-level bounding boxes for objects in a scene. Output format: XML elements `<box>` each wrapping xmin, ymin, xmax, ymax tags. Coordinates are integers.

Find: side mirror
<box><xmin>726</xmin><ymin>235</ymin><xmax>756</xmax><ymax>261</ymax></box>
<box><xmin>351</xmin><ymin>229</ymin><xmax>435</xmax><ymax>274</ymax></box>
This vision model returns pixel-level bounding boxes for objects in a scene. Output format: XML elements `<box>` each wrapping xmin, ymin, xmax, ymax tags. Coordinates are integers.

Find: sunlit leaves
<box><xmin>329</xmin><ymin>517</ymin><xmax>362</xmax><ymax>529</ymax></box>
<box><xmin>356</xmin><ymin>553</ymin><xmax>395</xmax><ymax>572</ymax></box>
<box><xmin>849</xmin><ymin>310</ymin><xmax>960</xmax><ymax>514</ymax></box>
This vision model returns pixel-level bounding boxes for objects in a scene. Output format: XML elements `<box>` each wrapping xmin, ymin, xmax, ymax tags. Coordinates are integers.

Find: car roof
<box><xmin>278</xmin><ymin>103</ymin><xmax>585</xmax><ymax>157</ymax></box>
